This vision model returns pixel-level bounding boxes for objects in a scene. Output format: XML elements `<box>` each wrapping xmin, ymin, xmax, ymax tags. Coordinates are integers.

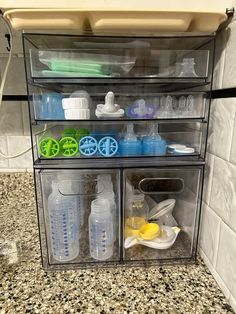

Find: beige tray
<box><xmin>4</xmin><ymin>8</ymin><xmax>227</xmax><ymax>33</ymax></box>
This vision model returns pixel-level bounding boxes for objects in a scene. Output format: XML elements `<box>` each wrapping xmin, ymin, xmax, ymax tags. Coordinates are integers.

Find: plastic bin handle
<box><xmin>138</xmin><ymin>177</ymin><xmax>184</xmax><ymax>194</ymax></box>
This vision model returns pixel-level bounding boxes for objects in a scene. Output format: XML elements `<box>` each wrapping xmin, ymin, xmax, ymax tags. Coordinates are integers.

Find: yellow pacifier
<box><xmin>139</xmin><ymin>223</ymin><xmax>161</xmax><ymax>240</ymax></box>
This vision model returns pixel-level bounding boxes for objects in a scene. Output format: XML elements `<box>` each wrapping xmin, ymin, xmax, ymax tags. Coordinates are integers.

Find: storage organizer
<box><xmin>23</xmin><ymin>33</ymin><xmax>214</xmax><ymax>270</ymax></box>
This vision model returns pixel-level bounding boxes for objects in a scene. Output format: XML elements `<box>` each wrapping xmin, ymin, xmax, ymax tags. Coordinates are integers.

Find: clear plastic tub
<box><xmin>33</xmin><ymin>121</ymin><xmax>204</xmax><ymax>161</ymax></box>
<box><xmin>29</xmin><ymin>48</ymin><xmax>209</xmax><ymax>79</ymax></box>
<box><xmin>37</xmin><ymin>169</ymin><xmax>120</xmax><ymax>267</ymax></box>
<box><xmin>31</xmin><ymin>86</ymin><xmax>208</xmax><ymax>121</ymax></box>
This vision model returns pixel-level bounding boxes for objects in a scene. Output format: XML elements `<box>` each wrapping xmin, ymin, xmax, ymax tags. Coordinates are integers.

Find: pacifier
<box><xmin>96</xmin><ymin>91</ymin><xmax>124</xmax><ymax>118</ymax></box>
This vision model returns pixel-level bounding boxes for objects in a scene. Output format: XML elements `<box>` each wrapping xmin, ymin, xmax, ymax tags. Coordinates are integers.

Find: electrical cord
<box><xmin>0</xmin><ymin>14</ymin><xmax>35</xmax><ymax>159</ymax></box>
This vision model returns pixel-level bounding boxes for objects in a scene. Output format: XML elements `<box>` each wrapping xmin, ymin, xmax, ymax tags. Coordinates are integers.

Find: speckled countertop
<box><xmin>0</xmin><ymin>173</ymin><xmax>234</xmax><ymax>314</ymax></box>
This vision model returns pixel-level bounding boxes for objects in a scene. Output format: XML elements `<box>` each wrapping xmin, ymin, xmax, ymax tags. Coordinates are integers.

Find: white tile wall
<box><xmin>0</xmin><ymin>20</ymin><xmax>31</xmax><ymax>170</ymax></box>
<box><xmin>212</xmin><ymin>28</ymin><xmax>227</xmax><ymax>90</ymax></box>
<box><xmin>201</xmin><ymin>13</ymin><xmax>236</xmax><ymax>311</ymax></box>
<box><xmin>0</xmin><ymin>56</ymin><xmax>26</xmax><ymax>95</ymax></box>
<box><xmin>200</xmin><ymin>249</ymin><xmax>231</xmax><ymax>300</ymax></box>
<box><xmin>0</xmin><ymin>136</ymin><xmax>9</xmax><ymax>169</ymax></box>
<box><xmin>216</xmin><ymin>223</ymin><xmax>236</xmax><ymax>298</ymax></box>
<box><xmin>21</xmin><ymin>101</ymin><xmax>31</xmax><ymax>136</ymax></box>
<box><xmin>210</xmin><ymin>156</ymin><xmax>236</xmax><ymax>233</ymax></box>
<box><xmin>208</xmin><ymin>98</ymin><xmax>236</xmax><ymax>161</ymax></box>
<box><xmin>202</xmin><ymin>153</ymin><xmax>214</xmax><ymax>205</ymax></box>
<box><xmin>230</xmin><ymin>117</ymin><xmax>236</xmax><ymax>165</ymax></box>
<box><xmin>0</xmin><ymin>101</ymin><xmax>24</xmax><ymax>135</ymax></box>
<box><xmin>7</xmin><ymin>136</ymin><xmax>32</xmax><ymax>169</ymax></box>
<box><xmin>200</xmin><ymin>202</ymin><xmax>221</xmax><ymax>266</ymax></box>
<box><xmin>222</xmin><ymin>20</ymin><xmax>236</xmax><ymax>88</ymax></box>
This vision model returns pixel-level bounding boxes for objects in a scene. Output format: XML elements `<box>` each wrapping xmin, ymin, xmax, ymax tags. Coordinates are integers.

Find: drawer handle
<box><xmin>138</xmin><ymin>178</ymin><xmax>184</xmax><ymax>194</ymax></box>
<box><xmin>56</xmin><ymin>178</ymin><xmax>105</xmax><ymax>196</ymax></box>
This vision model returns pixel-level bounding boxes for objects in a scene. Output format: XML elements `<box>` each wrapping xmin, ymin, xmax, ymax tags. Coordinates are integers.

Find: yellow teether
<box><xmin>139</xmin><ymin>223</ymin><xmax>161</xmax><ymax>240</ymax></box>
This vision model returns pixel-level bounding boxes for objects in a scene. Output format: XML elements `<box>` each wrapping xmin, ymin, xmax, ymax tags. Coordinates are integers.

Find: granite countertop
<box><xmin>0</xmin><ymin>173</ymin><xmax>234</xmax><ymax>314</ymax></box>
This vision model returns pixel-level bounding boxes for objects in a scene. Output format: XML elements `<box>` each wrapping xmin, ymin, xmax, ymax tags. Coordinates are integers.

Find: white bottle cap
<box><xmin>64</xmin><ymin>109</ymin><xmax>90</xmax><ymax>120</ymax></box>
<box><xmin>62</xmin><ymin>98</ymin><xmax>89</xmax><ymax>110</ymax></box>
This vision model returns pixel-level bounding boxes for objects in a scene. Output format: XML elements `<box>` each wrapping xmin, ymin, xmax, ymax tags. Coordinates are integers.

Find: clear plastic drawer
<box><xmin>35</xmin><ymin>169</ymin><xmax>121</xmax><ymax>269</ymax></box>
<box><xmin>23</xmin><ymin>34</ymin><xmax>214</xmax><ymax>83</ymax></box>
<box><xmin>32</xmin><ymin>121</ymin><xmax>206</xmax><ymax>162</ymax></box>
<box><xmin>29</xmin><ymin>48</ymin><xmax>210</xmax><ymax>80</ymax></box>
<box><xmin>123</xmin><ymin>167</ymin><xmax>203</xmax><ymax>263</ymax></box>
<box><xmin>29</xmin><ymin>85</ymin><xmax>208</xmax><ymax>122</ymax></box>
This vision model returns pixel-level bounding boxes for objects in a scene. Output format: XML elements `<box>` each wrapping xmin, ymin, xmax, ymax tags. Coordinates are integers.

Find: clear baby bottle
<box><xmin>47</xmin><ymin>180</ymin><xmax>80</xmax><ymax>262</ymax></box>
<box><xmin>89</xmin><ymin>197</ymin><xmax>114</xmax><ymax>261</ymax></box>
<box><xmin>97</xmin><ymin>174</ymin><xmax>117</xmax><ymax>242</ymax></box>
<box><xmin>125</xmin><ymin>190</ymin><xmax>149</xmax><ymax>238</ymax></box>
<box><xmin>178</xmin><ymin>58</ymin><xmax>198</xmax><ymax>77</ymax></box>
<box><xmin>119</xmin><ymin>123</ymin><xmax>142</xmax><ymax>156</ymax></box>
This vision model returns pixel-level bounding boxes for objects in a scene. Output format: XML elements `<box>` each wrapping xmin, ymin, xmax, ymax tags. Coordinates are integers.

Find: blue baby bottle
<box><xmin>36</xmin><ymin>92</ymin><xmax>64</xmax><ymax>120</ymax></box>
<box><xmin>119</xmin><ymin>123</ymin><xmax>142</xmax><ymax>156</ymax></box>
<box><xmin>142</xmin><ymin>123</ymin><xmax>167</xmax><ymax>156</ymax></box>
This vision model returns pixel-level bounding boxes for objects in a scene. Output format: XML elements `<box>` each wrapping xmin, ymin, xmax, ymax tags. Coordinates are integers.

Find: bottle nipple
<box><xmin>148</xmin><ymin>123</ymin><xmax>161</xmax><ymax>140</ymax></box>
<box><xmin>124</xmin><ymin>123</ymin><xmax>137</xmax><ymax>141</ymax></box>
<box><xmin>102</xmin><ymin>91</ymin><xmax>117</xmax><ymax>113</ymax></box>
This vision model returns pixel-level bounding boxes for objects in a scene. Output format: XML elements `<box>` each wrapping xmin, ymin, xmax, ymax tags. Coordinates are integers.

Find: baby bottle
<box><xmin>119</xmin><ymin>123</ymin><xmax>142</xmax><ymax>156</ymax></box>
<box><xmin>89</xmin><ymin>197</ymin><xmax>114</xmax><ymax>261</ymax></box>
<box><xmin>142</xmin><ymin>123</ymin><xmax>167</xmax><ymax>156</ymax></box>
<box><xmin>47</xmin><ymin>179</ymin><xmax>80</xmax><ymax>262</ymax></box>
<box><xmin>97</xmin><ymin>174</ymin><xmax>117</xmax><ymax>242</ymax></box>
<box><xmin>125</xmin><ymin>190</ymin><xmax>149</xmax><ymax>238</ymax></box>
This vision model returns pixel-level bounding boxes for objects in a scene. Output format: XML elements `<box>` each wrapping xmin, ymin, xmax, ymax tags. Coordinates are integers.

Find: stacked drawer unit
<box><xmin>23</xmin><ymin>33</ymin><xmax>214</xmax><ymax>270</ymax></box>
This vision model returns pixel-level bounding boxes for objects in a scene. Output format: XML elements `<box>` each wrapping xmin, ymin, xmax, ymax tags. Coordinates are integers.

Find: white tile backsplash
<box><xmin>0</xmin><ymin>56</ymin><xmax>26</xmax><ymax>95</ymax></box>
<box><xmin>200</xmin><ymin>202</ymin><xmax>221</xmax><ymax>266</ymax></box>
<box><xmin>0</xmin><ymin>35</ymin><xmax>23</xmax><ymax>55</ymax></box>
<box><xmin>200</xmin><ymin>249</ymin><xmax>231</xmax><ymax>300</ymax></box>
<box><xmin>222</xmin><ymin>20</ymin><xmax>236</xmax><ymax>88</ymax></box>
<box><xmin>0</xmin><ymin>101</ymin><xmax>23</xmax><ymax>135</ymax></box>
<box><xmin>199</xmin><ymin>12</ymin><xmax>236</xmax><ymax>308</ymax></box>
<box><xmin>208</xmin><ymin>98</ymin><xmax>236</xmax><ymax>161</ymax></box>
<box><xmin>216</xmin><ymin>222</ymin><xmax>236</xmax><ymax>298</ymax></box>
<box><xmin>202</xmin><ymin>153</ymin><xmax>214</xmax><ymax>205</ymax></box>
<box><xmin>230</xmin><ymin>116</ymin><xmax>236</xmax><ymax>165</ymax></box>
<box><xmin>0</xmin><ymin>136</ymin><xmax>9</xmax><ymax>169</ymax></box>
<box><xmin>21</xmin><ymin>101</ymin><xmax>30</xmax><ymax>136</ymax></box>
<box><xmin>210</xmin><ymin>156</ymin><xmax>236</xmax><ymax>233</ymax></box>
<box><xmin>7</xmin><ymin>136</ymin><xmax>33</xmax><ymax>169</ymax></box>
<box><xmin>212</xmin><ymin>28</ymin><xmax>227</xmax><ymax>90</ymax></box>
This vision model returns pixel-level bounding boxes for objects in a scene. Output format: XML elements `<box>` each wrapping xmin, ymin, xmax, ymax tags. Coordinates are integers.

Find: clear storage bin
<box><xmin>23</xmin><ymin>34</ymin><xmax>214</xmax><ymax>83</ymax></box>
<box><xmin>123</xmin><ymin>167</ymin><xmax>203</xmax><ymax>263</ymax></box>
<box><xmin>35</xmin><ymin>169</ymin><xmax>121</xmax><ymax>269</ymax></box>
<box><xmin>32</xmin><ymin>121</ymin><xmax>206</xmax><ymax>162</ymax></box>
<box><xmin>30</xmin><ymin>85</ymin><xmax>208</xmax><ymax>122</ymax></box>
<box><xmin>29</xmin><ymin>48</ymin><xmax>209</xmax><ymax>80</ymax></box>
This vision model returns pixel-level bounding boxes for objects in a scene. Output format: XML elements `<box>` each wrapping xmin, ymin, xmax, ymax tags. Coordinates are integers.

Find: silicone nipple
<box><xmin>103</xmin><ymin>91</ymin><xmax>118</xmax><ymax>113</ymax></box>
<box><xmin>124</xmin><ymin>123</ymin><xmax>137</xmax><ymax>141</ymax></box>
<box><xmin>148</xmin><ymin>123</ymin><xmax>161</xmax><ymax>140</ymax></box>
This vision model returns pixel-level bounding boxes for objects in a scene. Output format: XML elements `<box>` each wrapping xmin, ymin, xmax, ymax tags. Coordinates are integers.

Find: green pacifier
<box><xmin>59</xmin><ymin>137</ymin><xmax>79</xmax><ymax>157</ymax></box>
<box><xmin>39</xmin><ymin>137</ymin><xmax>60</xmax><ymax>158</ymax></box>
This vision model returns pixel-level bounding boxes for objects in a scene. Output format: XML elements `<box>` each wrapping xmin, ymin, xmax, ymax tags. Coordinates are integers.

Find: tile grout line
<box><xmin>207</xmin><ymin>196</ymin><xmax>236</xmax><ymax>242</ymax></box>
